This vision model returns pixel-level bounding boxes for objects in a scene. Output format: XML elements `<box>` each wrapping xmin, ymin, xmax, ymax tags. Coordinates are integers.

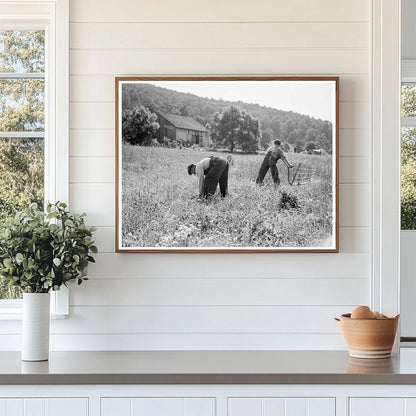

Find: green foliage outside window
<box><xmin>0</xmin><ymin>30</ymin><xmax>45</xmax><ymax>298</ymax></box>
<box><xmin>401</xmin><ymin>83</ymin><xmax>416</xmax><ymax>230</ymax></box>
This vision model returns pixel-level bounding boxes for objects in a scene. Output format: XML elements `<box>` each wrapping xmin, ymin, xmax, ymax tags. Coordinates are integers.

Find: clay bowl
<box><xmin>336</xmin><ymin>313</ymin><xmax>399</xmax><ymax>359</ymax></box>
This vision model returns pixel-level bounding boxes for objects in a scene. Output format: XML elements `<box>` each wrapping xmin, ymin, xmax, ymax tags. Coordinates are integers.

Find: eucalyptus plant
<box><xmin>0</xmin><ymin>202</ymin><xmax>97</xmax><ymax>293</ymax></box>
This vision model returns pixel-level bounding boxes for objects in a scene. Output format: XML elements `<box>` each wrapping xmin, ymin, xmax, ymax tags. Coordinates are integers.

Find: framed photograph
<box><xmin>115</xmin><ymin>76</ymin><xmax>339</xmax><ymax>253</ymax></box>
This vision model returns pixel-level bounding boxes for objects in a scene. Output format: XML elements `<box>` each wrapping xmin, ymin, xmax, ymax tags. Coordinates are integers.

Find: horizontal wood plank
<box><xmin>69</xmin><ymin>0</ymin><xmax>369</xmax><ymax>23</ymax></box>
<box><xmin>85</xmin><ymin>252</ymin><xmax>369</xmax><ymax>279</ymax></box>
<box><xmin>339</xmin><ymin>157</ymin><xmax>369</xmax><ymax>183</ymax></box>
<box><xmin>70</xmin><ymin>157</ymin><xmax>115</xmax><ymax>183</ymax></box>
<box><xmin>339</xmin><ymin>102</ymin><xmax>369</xmax><ymax>129</ymax></box>
<box><xmin>0</xmin><ymin>333</ymin><xmax>347</xmax><ymax>350</ymax></box>
<box><xmin>70</xmin><ymin>129</ymin><xmax>115</xmax><ymax>157</ymax></box>
<box><xmin>70</xmin><ymin>22</ymin><xmax>368</xmax><ymax>50</ymax></box>
<box><xmin>49</xmin><ymin>305</ymin><xmax>355</xmax><ymax>334</ymax></box>
<box><xmin>70</xmin><ymin>49</ymin><xmax>368</xmax><ymax>76</ymax></box>
<box><xmin>69</xmin><ymin>183</ymin><xmax>114</xmax><ymax>226</ymax></box>
<box><xmin>70</xmin><ymin>277</ymin><xmax>368</xmax><ymax>306</ymax></box>
<box><xmin>339</xmin><ymin>226</ymin><xmax>369</xmax><ymax>253</ymax></box>
<box><xmin>339</xmin><ymin>183</ymin><xmax>369</xmax><ymax>227</ymax></box>
<box><xmin>91</xmin><ymin>227</ymin><xmax>115</xmax><ymax>253</ymax></box>
<box><xmin>70</xmin><ymin>74</ymin><xmax>368</xmax><ymax>103</ymax></box>
<box><xmin>70</xmin><ymin>102</ymin><xmax>113</xmax><ymax>129</ymax></box>
<box><xmin>339</xmin><ymin>129</ymin><xmax>369</xmax><ymax>157</ymax></box>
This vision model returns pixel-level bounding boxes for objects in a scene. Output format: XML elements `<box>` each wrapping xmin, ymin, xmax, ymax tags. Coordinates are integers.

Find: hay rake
<box><xmin>287</xmin><ymin>163</ymin><xmax>314</xmax><ymax>186</ymax></box>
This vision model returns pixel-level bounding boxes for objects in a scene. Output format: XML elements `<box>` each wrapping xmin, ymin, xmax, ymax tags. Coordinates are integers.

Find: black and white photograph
<box><xmin>116</xmin><ymin>77</ymin><xmax>338</xmax><ymax>252</ymax></box>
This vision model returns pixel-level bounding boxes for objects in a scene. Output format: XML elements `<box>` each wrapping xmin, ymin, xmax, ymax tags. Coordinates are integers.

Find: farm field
<box><xmin>121</xmin><ymin>145</ymin><xmax>334</xmax><ymax>249</ymax></box>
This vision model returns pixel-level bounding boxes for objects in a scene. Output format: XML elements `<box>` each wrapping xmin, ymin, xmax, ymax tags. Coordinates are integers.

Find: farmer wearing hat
<box><xmin>188</xmin><ymin>155</ymin><xmax>229</xmax><ymax>199</ymax></box>
<box><xmin>256</xmin><ymin>139</ymin><xmax>293</xmax><ymax>187</ymax></box>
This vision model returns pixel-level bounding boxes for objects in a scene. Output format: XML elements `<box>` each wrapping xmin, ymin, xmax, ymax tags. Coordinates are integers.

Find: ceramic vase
<box><xmin>22</xmin><ymin>292</ymin><xmax>50</xmax><ymax>361</ymax></box>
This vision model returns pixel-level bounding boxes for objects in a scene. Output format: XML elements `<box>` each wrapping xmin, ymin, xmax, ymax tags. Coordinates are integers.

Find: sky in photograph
<box><xmin>145</xmin><ymin>80</ymin><xmax>336</xmax><ymax>123</ymax></box>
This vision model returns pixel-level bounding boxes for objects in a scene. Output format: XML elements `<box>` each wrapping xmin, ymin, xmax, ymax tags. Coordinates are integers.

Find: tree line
<box><xmin>122</xmin><ymin>83</ymin><xmax>333</xmax><ymax>153</ymax></box>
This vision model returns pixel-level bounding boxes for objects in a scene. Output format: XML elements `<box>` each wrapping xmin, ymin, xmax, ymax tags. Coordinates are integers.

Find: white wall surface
<box><xmin>2</xmin><ymin>0</ymin><xmax>373</xmax><ymax>350</ymax></box>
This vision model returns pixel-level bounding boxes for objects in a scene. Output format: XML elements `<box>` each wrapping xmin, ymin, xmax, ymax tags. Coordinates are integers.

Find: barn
<box><xmin>157</xmin><ymin>111</ymin><xmax>209</xmax><ymax>146</ymax></box>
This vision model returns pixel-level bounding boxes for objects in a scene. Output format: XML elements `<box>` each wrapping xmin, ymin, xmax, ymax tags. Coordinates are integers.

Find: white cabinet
<box><xmin>5</xmin><ymin>385</ymin><xmax>416</xmax><ymax>416</ymax></box>
<box><xmin>350</xmin><ymin>398</ymin><xmax>416</xmax><ymax>416</ymax></box>
<box><xmin>228</xmin><ymin>398</ymin><xmax>335</xmax><ymax>416</ymax></box>
<box><xmin>0</xmin><ymin>398</ymin><xmax>88</xmax><ymax>416</ymax></box>
<box><xmin>101</xmin><ymin>397</ymin><xmax>215</xmax><ymax>416</ymax></box>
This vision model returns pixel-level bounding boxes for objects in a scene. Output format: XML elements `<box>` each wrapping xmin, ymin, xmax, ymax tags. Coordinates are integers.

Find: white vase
<box><xmin>22</xmin><ymin>292</ymin><xmax>50</xmax><ymax>361</ymax></box>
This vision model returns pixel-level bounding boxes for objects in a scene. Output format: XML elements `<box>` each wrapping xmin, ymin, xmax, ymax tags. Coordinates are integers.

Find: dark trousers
<box><xmin>203</xmin><ymin>157</ymin><xmax>229</xmax><ymax>197</ymax></box>
<box><xmin>256</xmin><ymin>153</ymin><xmax>280</xmax><ymax>186</ymax></box>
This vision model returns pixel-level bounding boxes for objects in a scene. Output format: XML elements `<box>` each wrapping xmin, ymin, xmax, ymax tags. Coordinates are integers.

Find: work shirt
<box><xmin>195</xmin><ymin>157</ymin><xmax>211</xmax><ymax>197</ymax></box>
<box><xmin>267</xmin><ymin>145</ymin><xmax>285</xmax><ymax>161</ymax></box>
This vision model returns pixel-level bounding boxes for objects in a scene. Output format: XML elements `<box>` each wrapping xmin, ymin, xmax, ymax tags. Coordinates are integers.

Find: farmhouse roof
<box><xmin>158</xmin><ymin>111</ymin><xmax>207</xmax><ymax>132</ymax></box>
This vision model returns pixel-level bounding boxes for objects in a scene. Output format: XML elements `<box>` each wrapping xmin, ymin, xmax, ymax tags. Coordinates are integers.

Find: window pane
<box><xmin>0</xmin><ymin>30</ymin><xmax>45</xmax><ymax>301</ymax></box>
<box><xmin>0</xmin><ymin>138</ymin><xmax>44</xmax><ymax>219</ymax></box>
<box><xmin>0</xmin><ymin>138</ymin><xmax>44</xmax><ymax>300</ymax></box>
<box><xmin>402</xmin><ymin>83</ymin><xmax>416</xmax><ymax>117</ymax></box>
<box><xmin>0</xmin><ymin>78</ymin><xmax>44</xmax><ymax>132</ymax></box>
<box><xmin>0</xmin><ymin>30</ymin><xmax>45</xmax><ymax>73</ymax></box>
<box><xmin>401</xmin><ymin>127</ymin><xmax>416</xmax><ymax>230</ymax></box>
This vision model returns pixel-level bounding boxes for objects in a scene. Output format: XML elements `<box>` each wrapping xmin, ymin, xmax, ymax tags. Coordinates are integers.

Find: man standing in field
<box><xmin>187</xmin><ymin>156</ymin><xmax>229</xmax><ymax>199</ymax></box>
<box><xmin>256</xmin><ymin>139</ymin><xmax>293</xmax><ymax>187</ymax></box>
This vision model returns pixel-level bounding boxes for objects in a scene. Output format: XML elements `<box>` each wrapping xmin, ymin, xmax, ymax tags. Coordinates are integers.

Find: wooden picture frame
<box><xmin>115</xmin><ymin>76</ymin><xmax>339</xmax><ymax>253</ymax></box>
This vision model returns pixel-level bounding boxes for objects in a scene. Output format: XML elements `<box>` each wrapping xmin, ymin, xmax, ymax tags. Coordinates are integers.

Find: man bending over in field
<box><xmin>256</xmin><ymin>139</ymin><xmax>293</xmax><ymax>187</ymax></box>
<box><xmin>188</xmin><ymin>156</ymin><xmax>229</xmax><ymax>199</ymax></box>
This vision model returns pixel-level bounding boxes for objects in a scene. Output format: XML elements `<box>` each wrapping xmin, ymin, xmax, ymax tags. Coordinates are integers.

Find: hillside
<box><xmin>122</xmin><ymin>83</ymin><xmax>333</xmax><ymax>153</ymax></box>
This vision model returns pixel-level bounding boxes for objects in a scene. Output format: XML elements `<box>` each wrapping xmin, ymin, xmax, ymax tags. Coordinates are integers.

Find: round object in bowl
<box><xmin>351</xmin><ymin>305</ymin><xmax>375</xmax><ymax>319</ymax></box>
<box><xmin>339</xmin><ymin>313</ymin><xmax>399</xmax><ymax>359</ymax></box>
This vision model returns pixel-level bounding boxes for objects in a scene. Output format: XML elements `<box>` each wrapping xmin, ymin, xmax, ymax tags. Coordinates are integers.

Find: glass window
<box><xmin>401</xmin><ymin>83</ymin><xmax>416</xmax><ymax>230</ymax></box>
<box><xmin>0</xmin><ymin>30</ymin><xmax>45</xmax><ymax>299</ymax></box>
<box><xmin>402</xmin><ymin>83</ymin><xmax>416</xmax><ymax>117</ymax></box>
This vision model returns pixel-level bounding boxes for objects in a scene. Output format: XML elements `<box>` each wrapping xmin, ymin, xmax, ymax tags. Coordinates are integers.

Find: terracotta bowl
<box><xmin>337</xmin><ymin>313</ymin><xmax>399</xmax><ymax>359</ymax></box>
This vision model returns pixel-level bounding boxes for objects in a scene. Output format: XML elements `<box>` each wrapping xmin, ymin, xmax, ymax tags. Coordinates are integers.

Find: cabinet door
<box><xmin>228</xmin><ymin>397</ymin><xmax>335</xmax><ymax>416</ymax></box>
<box><xmin>350</xmin><ymin>398</ymin><xmax>416</xmax><ymax>416</ymax></box>
<box><xmin>0</xmin><ymin>398</ymin><xmax>88</xmax><ymax>416</ymax></box>
<box><xmin>101</xmin><ymin>398</ymin><xmax>215</xmax><ymax>416</ymax></box>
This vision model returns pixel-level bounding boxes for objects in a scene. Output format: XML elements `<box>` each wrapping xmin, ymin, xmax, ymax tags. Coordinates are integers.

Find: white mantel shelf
<box><xmin>2</xmin><ymin>349</ymin><xmax>416</xmax><ymax>385</ymax></box>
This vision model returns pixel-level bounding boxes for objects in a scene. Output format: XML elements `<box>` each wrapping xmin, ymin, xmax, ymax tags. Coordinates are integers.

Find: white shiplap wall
<box><xmin>47</xmin><ymin>0</ymin><xmax>371</xmax><ymax>350</ymax></box>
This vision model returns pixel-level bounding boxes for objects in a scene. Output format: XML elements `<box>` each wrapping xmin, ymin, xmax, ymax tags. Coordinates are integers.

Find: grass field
<box><xmin>121</xmin><ymin>145</ymin><xmax>334</xmax><ymax>248</ymax></box>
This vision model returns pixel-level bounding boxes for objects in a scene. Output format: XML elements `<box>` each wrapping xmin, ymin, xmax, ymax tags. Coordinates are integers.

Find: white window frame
<box><xmin>371</xmin><ymin>0</ymin><xmax>401</xmax><ymax>323</ymax></box>
<box><xmin>399</xmin><ymin>60</ymin><xmax>416</xmax><ymax>340</ymax></box>
<box><xmin>0</xmin><ymin>0</ymin><xmax>69</xmax><ymax>317</ymax></box>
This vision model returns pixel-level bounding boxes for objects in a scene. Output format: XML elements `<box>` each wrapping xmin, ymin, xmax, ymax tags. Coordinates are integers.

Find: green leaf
<box><xmin>0</xmin><ymin>197</ymin><xmax>95</xmax><ymax>293</ymax></box>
